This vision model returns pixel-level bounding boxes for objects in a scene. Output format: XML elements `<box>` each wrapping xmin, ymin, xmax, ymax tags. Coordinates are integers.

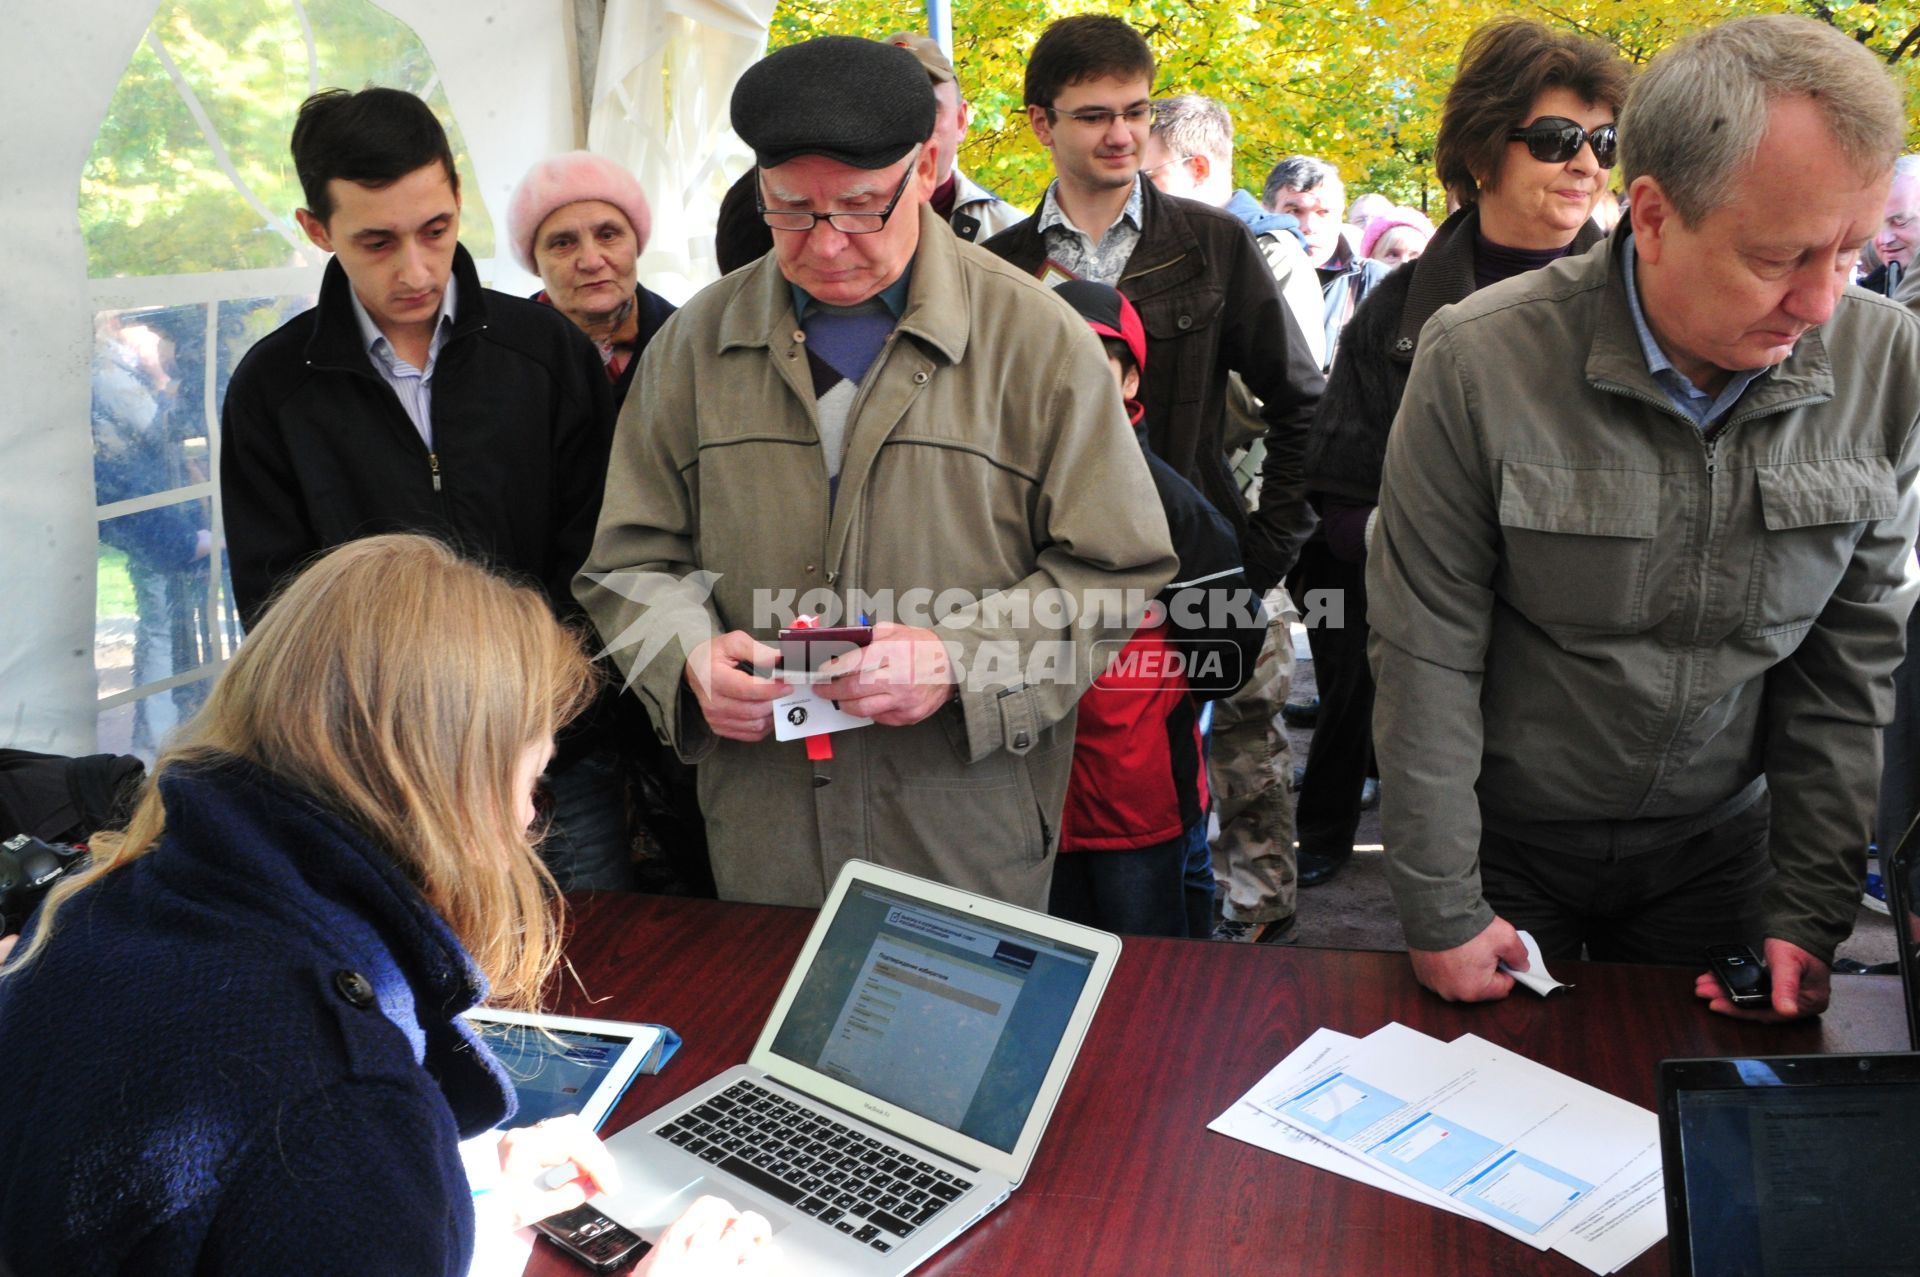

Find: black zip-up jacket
<box><xmin>220</xmin><ymin>245</ymin><xmax>615</xmax><ymax>629</ymax></box>
<box><xmin>1304</xmin><ymin>206</ymin><xmax>1606</xmax><ymax>511</ymax></box>
<box><xmin>983</xmin><ymin>180</ymin><xmax>1326</xmax><ymax>595</ymax></box>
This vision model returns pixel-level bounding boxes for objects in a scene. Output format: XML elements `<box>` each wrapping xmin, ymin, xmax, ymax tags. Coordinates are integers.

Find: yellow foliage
<box><xmin>771</xmin><ymin>0</ymin><xmax>1920</xmax><ymax>214</ymax></box>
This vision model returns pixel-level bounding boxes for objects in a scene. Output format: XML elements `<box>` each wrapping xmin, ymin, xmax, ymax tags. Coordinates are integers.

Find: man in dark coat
<box><xmin>981</xmin><ymin>16</ymin><xmax>1323</xmax><ymax>602</ymax></box>
<box><xmin>219</xmin><ymin>88</ymin><xmax>628</xmax><ymax>890</ymax></box>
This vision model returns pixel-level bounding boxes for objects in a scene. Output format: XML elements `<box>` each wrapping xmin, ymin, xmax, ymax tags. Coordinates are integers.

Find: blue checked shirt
<box><xmin>348</xmin><ymin>274</ymin><xmax>459</xmax><ymax>449</ymax></box>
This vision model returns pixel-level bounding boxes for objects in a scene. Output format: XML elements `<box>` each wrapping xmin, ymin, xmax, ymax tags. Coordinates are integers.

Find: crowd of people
<box><xmin>3</xmin><ymin>9</ymin><xmax>1917</xmax><ymax>1274</ymax></box>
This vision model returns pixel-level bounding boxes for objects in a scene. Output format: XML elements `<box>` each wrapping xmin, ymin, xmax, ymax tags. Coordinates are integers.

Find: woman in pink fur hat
<box><xmin>508</xmin><ymin>151</ymin><xmax>676</xmax><ymax>405</ymax></box>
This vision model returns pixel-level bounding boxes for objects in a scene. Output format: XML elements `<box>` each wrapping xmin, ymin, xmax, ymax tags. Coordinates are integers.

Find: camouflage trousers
<box><xmin>1207</xmin><ymin>587</ymin><xmax>1298</xmax><ymax>923</ymax></box>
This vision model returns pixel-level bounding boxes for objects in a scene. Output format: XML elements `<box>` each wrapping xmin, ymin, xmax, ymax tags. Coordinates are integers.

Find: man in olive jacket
<box><xmin>576</xmin><ymin>37</ymin><xmax>1176</xmax><ymax>910</ymax></box>
<box><xmin>1370</xmin><ymin>16</ymin><xmax>1920</xmax><ymax>1020</ymax></box>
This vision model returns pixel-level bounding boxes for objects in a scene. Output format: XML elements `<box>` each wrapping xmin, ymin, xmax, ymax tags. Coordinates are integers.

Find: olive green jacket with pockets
<box><xmin>577</xmin><ymin>206</ymin><xmax>1178</xmax><ymax>909</ymax></box>
<box><xmin>1369</xmin><ymin>229</ymin><xmax>1920</xmax><ymax>960</ymax></box>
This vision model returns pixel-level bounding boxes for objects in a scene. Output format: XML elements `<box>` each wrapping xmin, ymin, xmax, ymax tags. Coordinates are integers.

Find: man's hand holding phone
<box><xmin>685</xmin><ymin>631</ymin><xmax>786</xmax><ymax>742</ymax></box>
<box><xmin>1695</xmin><ymin>937</ymin><xmax>1831</xmax><ymax>1021</ymax></box>
<box><xmin>815</xmin><ymin>622</ymin><xmax>956</xmax><ymax>727</ymax></box>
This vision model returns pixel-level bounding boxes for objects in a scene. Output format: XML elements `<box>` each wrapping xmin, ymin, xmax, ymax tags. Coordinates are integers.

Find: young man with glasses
<box><xmin>985</xmin><ymin>16</ymin><xmax>1324</xmax><ymax>623</ymax></box>
<box><xmin>578</xmin><ymin>35</ymin><xmax>1177</xmax><ymax>912</ymax></box>
<box><xmin>986</xmin><ymin>17</ymin><xmax>1325</xmax><ymax>941</ymax></box>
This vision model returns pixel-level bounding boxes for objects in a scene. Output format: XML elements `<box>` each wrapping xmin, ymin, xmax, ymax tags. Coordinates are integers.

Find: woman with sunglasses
<box><xmin>1293</xmin><ymin>20</ymin><xmax>1630</xmax><ymax>889</ymax></box>
<box><xmin>0</xmin><ymin>536</ymin><xmax>774</xmax><ymax>1275</ymax></box>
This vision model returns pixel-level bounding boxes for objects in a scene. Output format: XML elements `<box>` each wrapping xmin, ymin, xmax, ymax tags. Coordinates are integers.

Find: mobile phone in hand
<box><xmin>1706</xmin><ymin>943</ymin><xmax>1772</xmax><ymax>1008</ymax></box>
<box><xmin>775</xmin><ymin>624</ymin><xmax>874</xmax><ymax>679</ymax></box>
<box><xmin>532</xmin><ymin>1203</ymin><xmax>650</xmax><ymax>1272</ymax></box>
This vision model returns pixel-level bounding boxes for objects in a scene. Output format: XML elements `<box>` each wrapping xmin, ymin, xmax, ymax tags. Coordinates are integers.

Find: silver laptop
<box><xmin>598</xmin><ymin>861</ymin><xmax>1121</xmax><ymax>1275</ymax></box>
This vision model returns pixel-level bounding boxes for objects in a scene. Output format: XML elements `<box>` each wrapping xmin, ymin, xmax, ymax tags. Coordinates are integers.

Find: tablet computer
<box><xmin>463</xmin><ymin>1008</ymin><xmax>664</xmax><ymax>1130</ymax></box>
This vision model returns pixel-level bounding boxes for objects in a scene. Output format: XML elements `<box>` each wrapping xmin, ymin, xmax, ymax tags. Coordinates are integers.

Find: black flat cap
<box><xmin>732</xmin><ymin>36</ymin><xmax>936</xmax><ymax>170</ymax></box>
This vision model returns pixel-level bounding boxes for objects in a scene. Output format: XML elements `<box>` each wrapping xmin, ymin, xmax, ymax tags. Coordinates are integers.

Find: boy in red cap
<box><xmin>1051</xmin><ymin>280</ymin><xmax>1265</xmax><ymax>935</ymax></box>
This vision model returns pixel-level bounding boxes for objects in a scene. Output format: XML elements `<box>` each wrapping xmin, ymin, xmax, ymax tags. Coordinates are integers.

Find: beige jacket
<box><xmin>1369</xmin><ymin>233</ymin><xmax>1920</xmax><ymax>960</ymax></box>
<box><xmin>578</xmin><ymin>206</ymin><xmax>1177</xmax><ymax>908</ymax></box>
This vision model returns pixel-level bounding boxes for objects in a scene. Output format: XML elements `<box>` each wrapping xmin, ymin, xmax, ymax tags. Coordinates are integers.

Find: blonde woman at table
<box><xmin>0</xmin><ymin>535</ymin><xmax>775</xmax><ymax>1276</ymax></box>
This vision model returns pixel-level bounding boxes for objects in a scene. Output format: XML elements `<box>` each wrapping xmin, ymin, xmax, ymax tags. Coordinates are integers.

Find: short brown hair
<box><xmin>1434</xmin><ymin>20</ymin><xmax>1630</xmax><ymax>206</ymax></box>
<box><xmin>292</xmin><ymin>87</ymin><xmax>460</xmax><ymax>224</ymax></box>
<box><xmin>1024</xmin><ymin>15</ymin><xmax>1155</xmax><ymax>109</ymax></box>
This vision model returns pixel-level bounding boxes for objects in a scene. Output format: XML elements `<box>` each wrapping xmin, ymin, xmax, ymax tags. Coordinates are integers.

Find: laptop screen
<box><xmin>1664</xmin><ymin>1058</ymin><xmax>1920</xmax><ymax>1275</ymax></box>
<box><xmin>769</xmin><ymin>883</ymin><xmax>1098</xmax><ymax>1154</ymax></box>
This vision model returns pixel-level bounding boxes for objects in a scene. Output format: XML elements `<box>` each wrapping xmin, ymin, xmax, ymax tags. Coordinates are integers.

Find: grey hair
<box><xmin>1151</xmin><ymin>94</ymin><xmax>1234</xmax><ymax>165</ymax></box>
<box><xmin>1262</xmin><ymin>156</ymin><xmax>1342</xmax><ymax>210</ymax></box>
<box><xmin>1620</xmin><ymin>14</ymin><xmax>1903</xmax><ymax>225</ymax></box>
<box><xmin>1896</xmin><ymin>153</ymin><xmax>1920</xmax><ymax>180</ymax></box>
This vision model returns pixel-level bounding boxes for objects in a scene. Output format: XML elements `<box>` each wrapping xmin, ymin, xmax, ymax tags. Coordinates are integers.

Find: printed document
<box><xmin>1220</xmin><ymin>1024</ymin><xmax>1663</xmax><ymax>1274</ymax></box>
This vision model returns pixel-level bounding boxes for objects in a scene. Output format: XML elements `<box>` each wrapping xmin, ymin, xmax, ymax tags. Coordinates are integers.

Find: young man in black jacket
<box><xmin>219</xmin><ymin>88</ymin><xmax>631</xmax><ymax>890</ymax></box>
<box><xmin>981</xmin><ymin>16</ymin><xmax>1324</xmax><ymax>597</ymax></box>
<box><xmin>984</xmin><ymin>16</ymin><xmax>1322</xmax><ymax>942</ymax></box>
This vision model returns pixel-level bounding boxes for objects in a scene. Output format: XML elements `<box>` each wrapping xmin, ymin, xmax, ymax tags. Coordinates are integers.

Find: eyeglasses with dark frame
<box><xmin>1507</xmin><ymin>117</ymin><xmax>1618</xmax><ymax>169</ymax></box>
<box><xmin>1043</xmin><ymin>102</ymin><xmax>1154</xmax><ymax>130</ymax></box>
<box><xmin>756</xmin><ymin>145</ymin><xmax>923</xmax><ymax>234</ymax></box>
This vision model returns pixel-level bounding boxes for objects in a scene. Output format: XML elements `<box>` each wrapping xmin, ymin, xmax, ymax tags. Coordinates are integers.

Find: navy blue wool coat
<box><xmin>0</xmin><ymin>760</ymin><xmax>515</xmax><ymax>1275</ymax></box>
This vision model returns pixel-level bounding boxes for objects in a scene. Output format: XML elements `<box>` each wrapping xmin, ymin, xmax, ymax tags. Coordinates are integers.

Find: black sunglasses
<box><xmin>1508</xmin><ymin>117</ymin><xmax>1617</xmax><ymax>168</ymax></box>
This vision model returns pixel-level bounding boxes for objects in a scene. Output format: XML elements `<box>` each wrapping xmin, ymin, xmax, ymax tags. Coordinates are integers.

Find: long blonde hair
<box><xmin>7</xmin><ymin>535</ymin><xmax>596</xmax><ymax>1008</ymax></box>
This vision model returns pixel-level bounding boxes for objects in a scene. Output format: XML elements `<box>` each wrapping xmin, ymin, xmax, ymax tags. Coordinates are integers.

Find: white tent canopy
<box><xmin>0</xmin><ymin>0</ymin><xmax>777</xmax><ymax>758</ymax></box>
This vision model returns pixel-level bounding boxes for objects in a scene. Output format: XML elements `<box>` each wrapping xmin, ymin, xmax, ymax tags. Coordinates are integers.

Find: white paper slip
<box><xmin>1501</xmin><ymin>930</ymin><xmax>1573</xmax><ymax>996</ymax></box>
<box><xmin>459</xmin><ymin>1132</ymin><xmax>536</xmax><ymax>1277</ymax></box>
<box><xmin>771</xmin><ymin>679</ymin><xmax>874</xmax><ymax>741</ymax></box>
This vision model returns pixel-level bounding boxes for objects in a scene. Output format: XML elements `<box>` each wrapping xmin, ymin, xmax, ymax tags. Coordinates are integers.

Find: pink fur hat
<box><xmin>506</xmin><ymin>151</ymin><xmax>653</xmax><ymax>274</ymax></box>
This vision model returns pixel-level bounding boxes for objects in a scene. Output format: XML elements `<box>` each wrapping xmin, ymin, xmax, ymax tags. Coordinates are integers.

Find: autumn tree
<box><xmin>772</xmin><ymin>0</ymin><xmax>1920</xmax><ymax>214</ymax></box>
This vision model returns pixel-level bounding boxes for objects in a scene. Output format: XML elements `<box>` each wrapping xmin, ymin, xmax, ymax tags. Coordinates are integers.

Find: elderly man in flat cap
<box><xmin>577</xmin><ymin>35</ymin><xmax>1177</xmax><ymax>909</ymax></box>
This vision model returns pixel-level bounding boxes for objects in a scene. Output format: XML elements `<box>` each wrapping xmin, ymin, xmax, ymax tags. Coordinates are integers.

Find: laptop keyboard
<box><xmin>655</xmin><ymin>1079</ymin><xmax>974</xmax><ymax>1255</ymax></box>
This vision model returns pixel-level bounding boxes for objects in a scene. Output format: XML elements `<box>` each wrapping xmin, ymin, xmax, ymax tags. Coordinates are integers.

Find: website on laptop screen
<box><xmin>1677</xmin><ymin>1083</ymin><xmax>1920</xmax><ymax>1272</ymax></box>
<box><xmin>770</xmin><ymin>885</ymin><xmax>1097</xmax><ymax>1153</ymax></box>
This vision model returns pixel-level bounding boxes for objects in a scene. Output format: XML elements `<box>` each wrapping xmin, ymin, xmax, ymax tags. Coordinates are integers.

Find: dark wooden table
<box><xmin>525</xmin><ymin>892</ymin><xmax>1909</xmax><ymax>1277</ymax></box>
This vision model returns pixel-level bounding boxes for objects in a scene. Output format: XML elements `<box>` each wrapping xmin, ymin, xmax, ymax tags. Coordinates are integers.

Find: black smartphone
<box><xmin>1705</xmin><ymin>943</ymin><xmax>1772</xmax><ymax>1008</ymax></box>
<box><xmin>532</xmin><ymin>1203</ymin><xmax>650</xmax><ymax>1272</ymax></box>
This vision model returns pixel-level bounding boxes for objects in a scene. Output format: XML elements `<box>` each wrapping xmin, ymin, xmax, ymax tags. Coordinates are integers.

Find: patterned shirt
<box><xmin>348</xmin><ymin>274</ymin><xmax>458</xmax><ymax>449</ymax></box>
<box><xmin>791</xmin><ymin>270</ymin><xmax>913</xmax><ymax>495</ymax></box>
<box><xmin>1037</xmin><ymin>177</ymin><xmax>1145</xmax><ymax>286</ymax></box>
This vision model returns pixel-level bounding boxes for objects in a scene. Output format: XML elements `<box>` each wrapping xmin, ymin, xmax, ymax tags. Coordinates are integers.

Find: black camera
<box><xmin>0</xmin><ymin>834</ymin><xmax>87</xmax><ymax>935</ymax></box>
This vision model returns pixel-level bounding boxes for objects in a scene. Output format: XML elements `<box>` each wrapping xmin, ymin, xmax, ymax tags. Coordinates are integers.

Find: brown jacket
<box><xmin>577</xmin><ymin>206</ymin><xmax>1177</xmax><ymax>908</ymax></box>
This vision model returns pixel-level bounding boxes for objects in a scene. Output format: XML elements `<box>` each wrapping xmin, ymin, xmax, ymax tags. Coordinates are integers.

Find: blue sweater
<box><xmin>0</xmin><ymin>760</ymin><xmax>516</xmax><ymax>1275</ymax></box>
